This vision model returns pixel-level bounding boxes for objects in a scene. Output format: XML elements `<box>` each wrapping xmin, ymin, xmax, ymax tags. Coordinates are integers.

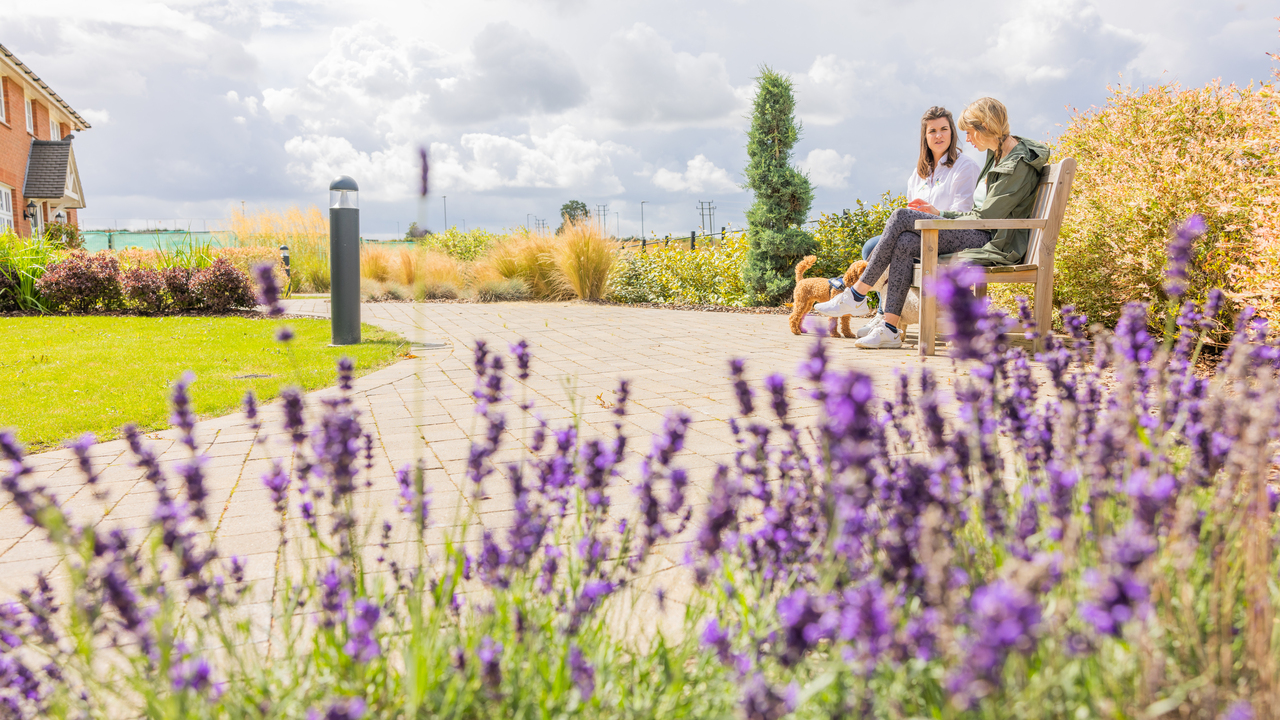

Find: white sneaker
<box><xmin>855</xmin><ymin>314</ymin><xmax>885</xmax><ymax>339</ymax></box>
<box><xmin>854</xmin><ymin>324</ymin><xmax>902</xmax><ymax>349</ymax></box>
<box><xmin>813</xmin><ymin>289</ymin><xmax>869</xmax><ymax>317</ymax></box>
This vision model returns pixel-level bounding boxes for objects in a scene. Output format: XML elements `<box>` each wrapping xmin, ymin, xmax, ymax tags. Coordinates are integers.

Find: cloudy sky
<box><xmin>7</xmin><ymin>0</ymin><xmax>1277</xmax><ymax>238</ymax></box>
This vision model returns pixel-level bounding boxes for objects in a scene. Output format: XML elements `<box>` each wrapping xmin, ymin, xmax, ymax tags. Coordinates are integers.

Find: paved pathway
<box><xmin>0</xmin><ymin>301</ymin><xmax>1012</xmax><ymax>629</ymax></box>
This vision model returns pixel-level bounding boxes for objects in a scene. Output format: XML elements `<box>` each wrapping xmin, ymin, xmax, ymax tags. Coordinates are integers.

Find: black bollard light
<box><xmin>279</xmin><ymin>245</ymin><xmax>291</xmax><ymax>285</ymax></box>
<box><xmin>329</xmin><ymin>175</ymin><xmax>360</xmax><ymax>345</ymax></box>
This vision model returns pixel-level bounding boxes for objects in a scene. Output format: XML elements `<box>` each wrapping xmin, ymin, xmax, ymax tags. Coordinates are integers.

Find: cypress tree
<box><xmin>742</xmin><ymin>66</ymin><xmax>816</xmax><ymax>304</ymax></box>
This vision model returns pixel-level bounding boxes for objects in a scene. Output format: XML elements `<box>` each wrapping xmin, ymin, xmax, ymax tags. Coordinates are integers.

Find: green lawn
<box><xmin>1</xmin><ymin>316</ymin><xmax>407</xmax><ymax>452</ymax></box>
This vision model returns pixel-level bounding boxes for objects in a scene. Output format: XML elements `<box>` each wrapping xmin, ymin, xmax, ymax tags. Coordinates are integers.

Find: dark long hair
<box><xmin>916</xmin><ymin>106</ymin><xmax>960</xmax><ymax>179</ymax></box>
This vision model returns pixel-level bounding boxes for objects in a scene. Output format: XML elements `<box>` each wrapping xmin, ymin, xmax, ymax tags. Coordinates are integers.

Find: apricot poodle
<box><xmin>788</xmin><ymin>256</ymin><xmax>868</xmax><ymax>337</ymax></box>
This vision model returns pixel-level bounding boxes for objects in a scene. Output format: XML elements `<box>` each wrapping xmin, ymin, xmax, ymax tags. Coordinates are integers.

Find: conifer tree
<box><xmin>742</xmin><ymin>67</ymin><xmax>815</xmax><ymax>304</ymax></box>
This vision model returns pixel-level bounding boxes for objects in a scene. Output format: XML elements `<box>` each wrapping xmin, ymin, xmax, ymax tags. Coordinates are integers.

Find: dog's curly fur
<box><xmin>788</xmin><ymin>257</ymin><xmax>868</xmax><ymax>337</ymax></box>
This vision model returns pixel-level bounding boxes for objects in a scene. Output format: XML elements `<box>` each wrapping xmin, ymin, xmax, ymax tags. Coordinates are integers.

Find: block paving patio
<box><xmin>0</xmin><ymin>300</ymin><xmax>1037</xmax><ymax>636</ymax></box>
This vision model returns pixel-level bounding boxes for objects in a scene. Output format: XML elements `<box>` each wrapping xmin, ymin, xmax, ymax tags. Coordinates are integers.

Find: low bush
<box><xmin>555</xmin><ymin>220</ymin><xmax>614</xmax><ymax>300</ymax></box>
<box><xmin>35</xmin><ymin>251</ymin><xmax>124</xmax><ymax>313</ymax></box>
<box><xmin>122</xmin><ymin>267</ymin><xmax>166</xmax><ymax>314</ymax></box>
<box><xmin>189</xmin><ymin>258</ymin><xmax>254</xmax><ymax>312</ymax></box>
<box><xmin>809</xmin><ymin>192</ymin><xmax>906</xmax><ymax>279</ymax></box>
<box><xmin>43</xmin><ymin>221</ymin><xmax>84</xmax><ymax>250</ymax></box>
<box><xmin>1054</xmin><ymin>77</ymin><xmax>1280</xmax><ymax>330</ymax></box>
<box><xmin>473</xmin><ymin>276</ymin><xmax>531</xmax><ymax>302</ymax></box>
<box><xmin>610</xmin><ymin>231</ymin><xmax>752</xmax><ymax>305</ymax></box>
<box><xmin>162</xmin><ymin>267</ymin><xmax>200</xmax><ymax>312</ymax></box>
<box><xmin>415</xmin><ymin>226</ymin><xmax>502</xmax><ymax>261</ymax></box>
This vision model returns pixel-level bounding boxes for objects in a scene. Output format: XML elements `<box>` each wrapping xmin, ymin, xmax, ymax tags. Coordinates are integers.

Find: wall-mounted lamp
<box><xmin>54</xmin><ymin>210</ymin><xmax>66</xmax><ymax>224</ymax></box>
<box><xmin>23</xmin><ymin>200</ymin><xmax>36</xmax><ymax>222</ymax></box>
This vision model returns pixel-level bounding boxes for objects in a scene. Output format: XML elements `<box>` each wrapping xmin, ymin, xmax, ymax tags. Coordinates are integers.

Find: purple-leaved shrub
<box><xmin>190</xmin><ymin>257</ymin><xmax>254</xmax><ymax>313</ymax></box>
<box><xmin>122</xmin><ymin>266</ymin><xmax>167</xmax><ymax>314</ymax></box>
<box><xmin>34</xmin><ymin>251</ymin><xmax>124</xmax><ymax>313</ymax></box>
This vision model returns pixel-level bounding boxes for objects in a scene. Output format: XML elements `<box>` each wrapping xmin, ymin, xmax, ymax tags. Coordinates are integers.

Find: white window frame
<box><xmin>32</xmin><ymin>201</ymin><xmax>44</xmax><ymax>238</ymax></box>
<box><xmin>25</xmin><ymin>97</ymin><xmax>33</xmax><ymax>134</ymax></box>
<box><xmin>0</xmin><ymin>187</ymin><xmax>12</xmax><ymax>232</ymax></box>
<box><xmin>50</xmin><ymin>116</ymin><xmax>59</xmax><ymax>140</ymax></box>
<box><xmin>0</xmin><ymin>82</ymin><xmax>6</xmax><ymax>125</ymax></box>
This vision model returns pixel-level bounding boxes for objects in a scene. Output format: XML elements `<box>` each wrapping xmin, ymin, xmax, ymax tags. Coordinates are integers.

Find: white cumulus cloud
<box><xmin>798</xmin><ymin>148</ymin><xmax>856</xmax><ymax>188</ymax></box>
<box><xmin>650</xmin><ymin>155</ymin><xmax>741</xmax><ymax>194</ymax></box>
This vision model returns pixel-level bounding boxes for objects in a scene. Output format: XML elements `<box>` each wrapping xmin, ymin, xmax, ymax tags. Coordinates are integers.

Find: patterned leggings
<box><xmin>858</xmin><ymin>208</ymin><xmax>990</xmax><ymax>315</ymax></box>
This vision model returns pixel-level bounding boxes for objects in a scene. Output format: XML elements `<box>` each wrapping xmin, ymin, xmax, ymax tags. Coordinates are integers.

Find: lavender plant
<box><xmin>0</xmin><ymin>218</ymin><xmax>1276</xmax><ymax>719</ymax></box>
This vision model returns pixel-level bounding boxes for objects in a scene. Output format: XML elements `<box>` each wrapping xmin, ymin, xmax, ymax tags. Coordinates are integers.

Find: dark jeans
<box><xmin>859</xmin><ymin>209</ymin><xmax>990</xmax><ymax>316</ymax></box>
<box><xmin>861</xmin><ymin>235</ymin><xmax>883</xmax><ymax>315</ymax></box>
<box><xmin>861</xmin><ymin>234</ymin><xmax>882</xmax><ymax>261</ymax></box>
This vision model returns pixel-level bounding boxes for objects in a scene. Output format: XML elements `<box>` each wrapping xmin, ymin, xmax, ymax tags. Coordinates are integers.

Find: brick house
<box><xmin>0</xmin><ymin>43</ymin><xmax>90</xmax><ymax>237</ymax></box>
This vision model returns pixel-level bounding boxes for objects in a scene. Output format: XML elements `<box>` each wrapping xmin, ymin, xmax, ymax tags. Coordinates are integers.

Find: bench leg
<box><xmin>1032</xmin><ymin>265</ymin><xmax>1053</xmax><ymax>354</ymax></box>
<box><xmin>919</xmin><ymin>229</ymin><xmax>938</xmax><ymax>356</ymax></box>
<box><xmin>974</xmin><ymin>282</ymin><xmax>987</xmax><ymax>299</ymax></box>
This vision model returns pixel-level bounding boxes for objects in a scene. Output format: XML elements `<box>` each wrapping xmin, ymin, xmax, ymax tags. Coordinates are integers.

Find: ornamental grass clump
<box><xmin>554</xmin><ymin>220</ymin><xmax>614</xmax><ymax>301</ymax></box>
<box><xmin>1</xmin><ymin>218</ymin><xmax>1277</xmax><ymax>718</ymax></box>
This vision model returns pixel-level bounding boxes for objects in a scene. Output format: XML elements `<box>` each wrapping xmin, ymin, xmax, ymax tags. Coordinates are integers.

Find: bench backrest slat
<box><xmin>1022</xmin><ymin>158</ymin><xmax>1077</xmax><ymax>267</ymax></box>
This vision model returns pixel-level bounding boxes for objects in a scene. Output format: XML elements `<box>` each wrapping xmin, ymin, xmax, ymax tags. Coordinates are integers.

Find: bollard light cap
<box><xmin>329</xmin><ymin>175</ymin><xmax>359</xmax><ymax>192</ymax></box>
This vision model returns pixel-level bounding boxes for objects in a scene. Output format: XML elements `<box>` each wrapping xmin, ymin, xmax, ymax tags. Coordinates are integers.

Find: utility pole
<box><xmin>526</xmin><ymin>213</ymin><xmax>533</xmax><ymax>231</ymax></box>
<box><xmin>697</xmin><ymin>200</ymin><xmax>716</xmax><ymax>237</ymax></box>
<box><xmin>595</xmin><ymin>204</ymin><xmax>608</xmax><ymax>235</ymax></box>
<box><xmin>615</xmin><ymin>211</ymin><xmax>620</xmax><ymax>238</ymax></box>
<box><xmin>640</xmin><ymin>201</ymin><xmax>647</xmax><ymax>244</ymax></box>
<box><xmin>443</xmin><ymin>196</ymin><xmax>448</xmax><ymax>230</ymax></box>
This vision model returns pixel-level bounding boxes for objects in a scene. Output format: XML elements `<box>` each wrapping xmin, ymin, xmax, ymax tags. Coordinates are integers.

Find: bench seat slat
<box><xmin>913</xmin><ymin>218</ymin><xmax>1048</xmax><ymax>230</ymax></box>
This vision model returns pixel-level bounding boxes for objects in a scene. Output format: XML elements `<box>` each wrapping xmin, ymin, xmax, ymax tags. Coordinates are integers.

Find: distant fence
<box><xmin>81</xmin><ymin>230</ymin><xmax>235</xmax><ymax>253</ymax></box>
<box><xmin>80</xmin><ymin>231</ymin><xmax>411</xmax><ymax>253</ymax></box>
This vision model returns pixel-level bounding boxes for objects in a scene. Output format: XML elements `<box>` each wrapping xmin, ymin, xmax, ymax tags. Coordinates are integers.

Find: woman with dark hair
<box><xmin>854</xmin><ymin>106</ymin><xmax>980</xmax><ymax>338</ymax></box>
<box><xmin>817</xmin><ymin>97</ymin><xmax>1049</xmax><ymax>350</ymax></box>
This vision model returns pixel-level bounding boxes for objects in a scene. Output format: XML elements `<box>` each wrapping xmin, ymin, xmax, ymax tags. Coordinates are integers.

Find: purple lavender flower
<box><xmin>776</xmin><ymin>589</ymin><xmax>828</xmax><ymax>666</ymax></box>
<box><xmin>509</xmin><ymin>339</ymin><xmax>531</xmax><ymax>381</ymax></box>
<box><xmin>1202</xmin><ymin>289</ymin><xmax>1224</xmax><ymax>332</ymax></box>
<box><xmin>243</xmin><ymin>391</ymin><xmax>260</xmax><ymax>434</ymax></box>
<box><xmin>569</xmin><ymin>645</ymin><xmax>595</xmax><ymax>700</ymax></box>
<box><xmin>343</xmin><ymin>599</ymin><xmax>381</xmax><ymax>662</ymax></box>
<box><xmin>837</xmin><ymin>580</ymin><xmax>892</xmax><ymax>663</ymax></box>
<box><xmin>1164</xmin><ymin>214</ymin><xmax>1205</xmax><ymax>299</ymax></box>
<box><xmin>952</xmin><ymin>580</ymin><xmax>1042</xmax><ymax>694</ymax></box>
<box><xmin>1222</xmin><ymin>700</ymin><xmax>1254</xmax><ymax>720</ymax></box>
<box><xmin>252</xmin><ymin>262</ymin><xmax>285</xmax><ymax>317</ymax></box>
<box><xmin>170</xmin><ymin>650</ymin><xmax>215</xmax><ymax>695</ymax></box>
<box><xmin>66</xmin><ymin>432</ymin><xmax>102</xmax><ymax>495</ymax></box>
<box><xmin>170</xmin><ymin>372</ymin><xmax>198</xmax><ymax>451</ymax></box>
<box><xmin>308</xmin><ymin>698</ymin><xmax>366</xmax><ymax>720</ymax></box>
<box><xmin>763</xmin><ymin>373</ymin><xmax>789</xmax><ymax>424</ymax></box>
<box><xmin>701</xmin><ymin>618</ymin><xmax>733</xmax><ymax>663</ymax></box>
<box><xmin>902</xmin><ymin>608</ymin><xmax>939</xmax><ymax>661</ymax></box>
<box><xmin>276</xmin><ymin>326</ymin><xmax>295</xmax><ymax>343</ymax></box>
<box><xmin>177</xmin><ymin>456</ymin><xmax>209</xmax><ymax>522</ymax></box>
<box><xmin>337</xmin><ymin>357</ymin><xmax>355</xmax><ymax>393</ymax></box>
<box><xmin>739</xmin><ymin>674</ymin><xmax>789</xmax><ymax>720</ymax></box>
<box><xmin>729</xmin><ymin>358</ymin><xmax>754</xmax><ymax>417</ymax></box>
<box><xmin>1114</xmin><ymin>303</ymin><xmax>1154</xmax><ymax>366</ymax></box>
<box><xmin>613</xmin><ymin>378</ymin><xmax>630</xmax><ymax>417</ymax></box>
<box><xmin>929</xmin><ymin>263</ymin><xmax>1007</xmax><ymax>362</ymax></box>
<box><xmin>477</xmin><ymin>636</ymin><xmax>502</xmax><ymax>687</ymax></box>
<box><xmin>1080</xmin><ymin>568</ymin><xmax>1149</xmax><ymax>637</ymax></box>
<box><xmin>282</xmin><ymin>388</ymin><xmax>306</xmax><ymax>444</ymax></box>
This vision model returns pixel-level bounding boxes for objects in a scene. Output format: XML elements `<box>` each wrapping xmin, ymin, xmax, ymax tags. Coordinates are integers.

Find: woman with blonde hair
<box><xmin>817</xmin><ymin>97</ymin><xmax>1049</xmax><ymax>349</ymax></box>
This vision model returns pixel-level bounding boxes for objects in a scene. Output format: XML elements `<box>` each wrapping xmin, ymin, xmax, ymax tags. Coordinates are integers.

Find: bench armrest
<box><xmin>914</xmin><ymin>218</ymin><xmax>1047</xmax><ymax>230</ymax></box>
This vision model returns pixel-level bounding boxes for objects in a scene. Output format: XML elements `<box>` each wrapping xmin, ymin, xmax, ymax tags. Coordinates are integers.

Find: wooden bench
<box><xmin>913</xmin><ymin>157</ymin><xmax>1077</xmax><ymax>356</ymax></box>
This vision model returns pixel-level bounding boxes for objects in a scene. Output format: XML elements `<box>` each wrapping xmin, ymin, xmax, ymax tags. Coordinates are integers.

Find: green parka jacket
<box><xmin>940</xmin><ymin>137</ymin><xmax>1050</xmax><ymax>266</ymax></box>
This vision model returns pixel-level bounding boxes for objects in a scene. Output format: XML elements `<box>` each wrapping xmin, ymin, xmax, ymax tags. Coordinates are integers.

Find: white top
<box><xmin>906</xmin><ymin>152</ymin><xmax>981</xmax><ymax>213</ymax></box>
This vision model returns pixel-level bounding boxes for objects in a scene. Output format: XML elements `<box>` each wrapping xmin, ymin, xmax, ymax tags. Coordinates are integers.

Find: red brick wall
<box><xmin>0</xmin><ymin>77</ymin><xmax>33</xmax><ymax>235</ymax></box>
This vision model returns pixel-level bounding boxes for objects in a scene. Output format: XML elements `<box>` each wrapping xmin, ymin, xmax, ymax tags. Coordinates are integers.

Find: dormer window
<box><xmin>25</xmin><ymin>97</ymin><xmax>32</xmax><ymax>134</ymax></box>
